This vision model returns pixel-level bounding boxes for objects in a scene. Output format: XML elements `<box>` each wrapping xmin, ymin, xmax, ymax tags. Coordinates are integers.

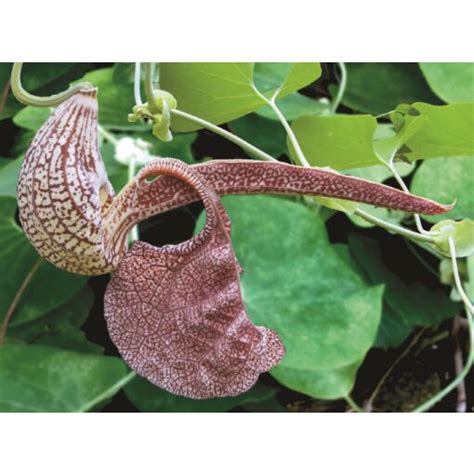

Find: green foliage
<box><xmin>229</xmin><ymin>113</ymin><xmax>287</xmax><ymax>158</ymax></box>
<box><xmin>290</xmin><ymin>114</ymin><xmax>380</xmax><ymax>169</ymax></box>
<box><xmin>348</xmin><ymin>234</ymin><xmax>460</xmax><ymax>347</ymax></box>
<box><xmin>420</xmin><ymin>63</ymin><xmax>474</xmax><ymax>103</ymax></box>
<box><xmin>336</xmin><ymin>63</ymin><xmax>440</xmax><ymax>115</ymax></box>
<box><xmin>0</xmin><ymin>197</ymin><xmax>87</xmax><ymax>326</ymax></box>
<box><xmin>160</xmin><ymin>62</ymin><xmax>321</xmax><ymax>132</ymax></box>
<box><xmin>0</xmin><ymin>344</ymin><xmax>129</xmax><ymax>412</ymax></box>
<box><xmin>125</xmin><ymin>376</ymin><xmax>278</xmax><ymax>412</ymax></box>
<box><xmin>411</xmin><ymin>156</ymin><xmax>474</xmax><ymax>223</ymax></box>
<box><xmin>404</xmin><ymin>103</ymin><xmax>474</xmax><ymax>160</ymax></box>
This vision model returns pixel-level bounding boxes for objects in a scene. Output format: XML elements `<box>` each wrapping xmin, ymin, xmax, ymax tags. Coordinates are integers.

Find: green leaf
<box><xmin>9</xmin><ymin>286</ymin><xmax>102</xmax><ymax>354</ymax></box>
<box><xmin>348</xmin><ymin>233</ymin><xmax>459</xmax><ymax>346</ymax></box>
<box><xmin>410</xmin><ymin>156</ymin><xmax>474</xmax><ymax>223</ymax></box>
<box><xmin>125</xmin><ymin>376</ymin><xmax>278</xmax><ymax>412</ymax></box>
<box><xmin>0</xmin><ymin>197</ymin><xmax>87</xmax><ymax>326</ymax></box>
<box><xmin>0</xmin><ymin>344</ymin><xmax>130</xmax><ymax>412</ymax></box>
<box><xmin>196</xmin><ymin>195</ymin><xmax>383</xmax><ymax>399</ymax></box>
<box><xmin>420</xmin><ymin>63</ymin><xmax>474</xmax><ymax>103</ymax></box>
<box><xmin>271</xmin><ymin>360</ymin><xmax>361</xmax><ymax>400</ymax></box>
<box><xmin>255</xmin><ymin>92</ymin><xmax>329</xmax><ymax>121</ymax></box>
<box><xmin>290</xmin><ymin>114</ymin><xmax>381</xmax><ymax>169</ymax></box>
<box><xmin>0</xmin><ymin>157</ymin><xmax>22</xmax><ymax>197</ymax></box>
<box><xmin>78</xmin><ymin>67</ymin><xmax>144</xmax><ymax>130</ymax></box>
<box><xmin>404</xmin><ymin>103</ymin><xmax>474</xmax><ymax>161</ymax></box>
<box><xmin>13</xmin><ymin>107</ymin><xmax>51</xmax><ymax>131</ymax></box>
<box><xmin>160</xmin><ymin>63</ymin><xmax>321</xmax><ymax>132</ymax></box>
<box><xmin>253</xmin><ymin>63</ymin><xmax>322</xmax><ymax>98</ymax></box>
<box><xmin>229</xmin><ymin>113</ymin><xmax>288</xmax><ymax>158</ymax></box>
<box><xmin>337</xmin><ymin>63</ymin><xmax>440</xmax><ymax>115</ymax></box>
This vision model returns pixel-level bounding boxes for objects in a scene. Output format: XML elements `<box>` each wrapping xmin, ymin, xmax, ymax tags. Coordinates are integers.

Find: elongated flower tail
<box><xmin>109</xmin><ymin>160</ymin><xmax>452</xmax><ymax>235</ymax></box>
<box><xmin>17</xmin><ymin>89</ymin><xmax>119</xmax><ymax>275</ymax></box>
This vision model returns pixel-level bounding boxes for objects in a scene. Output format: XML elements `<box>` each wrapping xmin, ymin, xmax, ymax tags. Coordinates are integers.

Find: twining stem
<box><xmin>330</xmin><ymin>62</ymin><xmax>347</xmax><ymax>114</ymax></box>
<box><xmin>344</xmin><ymin>395</ymin><xmax>363</xmax><ymax>412</ymax></box>
<box><xmin>0</xmin><ymin>258</ymin><xmax>42</xmax><ymax>345</ymax></box>
<box><xmin>453</xmin><ymin>315</ymin><xmax>467</xmax><ymax>412</ymax></box>
<box><xmin>354</xmin><ymin>208</ymin><xmax>436</xmax><ymax>244</ymax></box>
<box><xmin>171</xmin><ymin>109</ymin><xmax>277</xmax><ymax>162</ymax></box>
<box><xmin>144</xmin><ymin>63</ymin><xmax>159</xmax><ymax>114</ymax></box>
<box><xmin>10</xmin><ymin>63</ymin><xmax>93</xmax><ymax>108</ymax></box>
<box><xmin>252</xmin><ymin>84</ymin><xmax>311</xmax><ymax>167</ymax></box>
<box><xmin>413</xmin><ymin>237</ymin><xmax>474</xmax><ymax>412</ymax></box>
<box><xmin>378</xmin><ymin>148</ymin><xmax>433</xmax><ymax>236</ymax></box>
<box><xmin>134</xmin><ymin>63</ymin><xmax>143</xmax><ymax>106</ymax></box>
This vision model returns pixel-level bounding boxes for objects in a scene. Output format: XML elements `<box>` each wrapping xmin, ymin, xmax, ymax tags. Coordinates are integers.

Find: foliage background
<box><xmin>0</xmin><ymin>62</ymin><xmax>472</xmax><ymax>412</ymax></box>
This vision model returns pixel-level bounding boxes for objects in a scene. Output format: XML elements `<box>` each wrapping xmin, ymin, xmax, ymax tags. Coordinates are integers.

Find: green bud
<box><xmin>431</xmin><ymin>219</ymin><xmax>474</xmax><ymax>258</ymax></box>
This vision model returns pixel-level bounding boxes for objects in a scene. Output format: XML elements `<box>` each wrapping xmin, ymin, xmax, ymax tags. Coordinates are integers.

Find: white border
<box><xmin>1</xmin><ymin>1</ymin><xmax>473</xmax><ymax>61</ymax></box>
<box><xmin>1</xmin><ymin>413</ymin><xmax>472</xmax><ymax>473</ymax></box>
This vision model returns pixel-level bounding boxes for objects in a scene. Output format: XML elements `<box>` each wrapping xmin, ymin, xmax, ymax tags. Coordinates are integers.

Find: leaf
<box><xmin>271</xmin><ymin>361</ymin><xmax>361</xmax><ymax>400</ymax></box>
<box><xmin>196</xmin><ymin>195</ymin><xmax>383</xmax><ymax>399</ymax></box>
<box><xmin>290</xmin><ymin>114</ymin><xmax>381</xmax><ymax>169</ymax></box>
<box><xmin>404</xmin><ymin>103</ymin><xmax>474</xmax><ymax>161</ymax></box>
<box><xmin>0</xmin><ymin>344</ymin><xmax>130</xmax><ymax>412</ymax></box>
<box><xmin>9</xmin><ymin>286</ymin><xmax>102</xmax><ymax>354</ymax></box>
<box><xmin>348</xmin><ymin>233</ymin><xmax>459</xmax><ymax>346</ymax></box>
<box><xmin>160</xmin><ymin>63</ymin><xmax>321</xmax><ymax>132</ymax></box>
<box><xmin>0</xmin><ymin>157</ymin><xmax>22</xmax><ymax>197</ymax></box>
<box><xmin>13</xmin><ymin>107</ymin><xmax>51</xmax><ymax>131</ymax></box>
<box><xmin>229</xmin><ymin>113</ymin><xmax>288</xmax><ymax>158</ymax></box>
<box><xmin>125</xmin><ymin>376</ymin><xmax>278</xmax><ymax>412</ymax></box>
<box><xmin>253</xmin><ymin>63</ymin><xmax>322</xmax><ymax>98</ymax></box>
<box><xmin>255</xmin><ymin>92</ymin><xmax>328</xmax><ymax>121</ymax></box>
<box><xmin>0</xmin><ymin>197</ymin><xmax>87</xmax><ymax>326</ymax></box>
<box><xmin>104</xmin><ymin>160</ymin><xmax>284</xmax><ymax>399</ymax></box>
<box><xmin>419</xmin><ymin>63</ymin><xmax>474</xmax><ymax>103</ymax></box>
<box><xmin>410</xmin><ymin>156</ymin><xmax>474</xmax><ymax>223</ymax></box>
<box><xmin>78</xmin><ymin>67</ymin><xmax>144</xmax><ymax>130</ymax></box>
<box><xmin>336</xmin><ymin>63</ymin><xmax>440</xmax><ymax>115</ymax></box>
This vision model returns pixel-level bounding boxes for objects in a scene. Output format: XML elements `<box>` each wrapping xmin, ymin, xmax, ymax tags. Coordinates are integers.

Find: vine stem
<box><xmin>10</xmin><ymin>63</ymin><xmax>94</xmax><ymax>107</ymax></box>
<box><xmin>252</xmin><ymin>84</ymin><xmax>311</xmax><ymax>167</ymax></box>
<box><xmin>413</xmin><ymin>237</ymin><xmax>474</xmax><ymax>412</ymax></box>
<box><xmin>171</xmin><ymin>109</ymin><xmax>277</xmax><ymax>162</ymax></box>
<box><xmin>134</xmin><ymin>62</ymin><xmax>143</xmax><ymax>106</ymax></box>
<box><xmin>330</xmin><ymin>62</ymin><xmax>347</xmax><ymax>114</ymax></box>
<box><xmin>344</xmin><ymin>395</ymin><xmax>363</xmax><ymax>412</ymax></box>
<box><xmin>144</xmin><ymin>63</ymin><xmax>159</xmax><ymax>114</ymax></box>
<box><xmin>353</xmin><ymin>208</ymin><xmax>436</xmax><ymax>244</ymax></box>
<box><xmin>0</xmin><ymin>258</ymin><xmax>42</xmax><ymax>345</ymax></box>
